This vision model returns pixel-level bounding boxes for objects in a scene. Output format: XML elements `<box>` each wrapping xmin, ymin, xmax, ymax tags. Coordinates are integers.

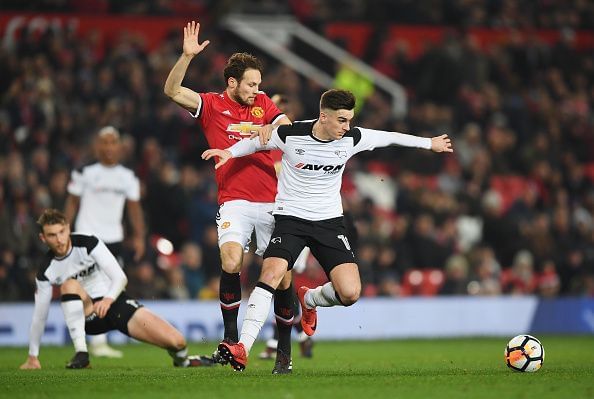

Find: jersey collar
<box><xmin>53</xmin><ymin>242</ymin><xmax>74</xmax><ymax>261</ymax></box>
<box><xmin>309</xmin><ymin>119</ymin><xmax>334</xmax><ymax>143</ymax></box>
<box><xmin>223</xmin><ymin>90</ymin><xmax>248</xmax><ymax>109</ymax></box>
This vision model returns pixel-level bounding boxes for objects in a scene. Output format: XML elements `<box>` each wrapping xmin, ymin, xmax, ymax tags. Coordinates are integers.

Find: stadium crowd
<box><xmin>4</xmin><ymin>0</ymin><xmax>594</xmax><ymax>29</ymax></box>
<box><xmin>0</xmin><ymin>1</ymin><xmax>593</xmax><ymax>302</ymax></box>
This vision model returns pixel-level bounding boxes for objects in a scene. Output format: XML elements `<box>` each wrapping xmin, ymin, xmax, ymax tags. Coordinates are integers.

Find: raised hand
<box><xmin>202</xmin><ymin>149</ymin><xmax>232</xmax><ymax>170</ymax></box>
<box><xmin>431</xmin><ymin>134</ymin><xmax>453</xmax><ymax>153</ymax></box>
<box><xmin>183</xmin><ymin>21</ymin><xmax>210</xmax><ymax>57</ymax></box>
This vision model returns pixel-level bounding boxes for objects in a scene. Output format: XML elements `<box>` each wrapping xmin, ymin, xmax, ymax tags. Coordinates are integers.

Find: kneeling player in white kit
<box><xmin>20</xmin><ymin>209</ymin><xmax>213</xmax><ymax>370</ymax></box>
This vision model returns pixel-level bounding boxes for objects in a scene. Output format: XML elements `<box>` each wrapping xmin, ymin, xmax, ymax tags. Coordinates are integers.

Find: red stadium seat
<box><xmin>401</xmin><ymin>269</ymin><xmax>424</xmax><ymax>296</ymax></box>
<box><xmin>421</xmin><ymin>269</ymin><xmax>445</xmax><ymax>296</ymax></box>
<box><xmin>490</xmin><ymin>175</ymin><xmax>530</xmax><ymax>213</ymax></box>
<box><xmin>401</xmin><ymin>268</ymin><xmax>445</xmax><ymax>296</ymax></box>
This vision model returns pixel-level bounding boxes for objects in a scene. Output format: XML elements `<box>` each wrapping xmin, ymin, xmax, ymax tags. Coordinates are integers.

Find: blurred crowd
<box><xmin>1</xmin><ymin>2</ymin><xmax>593</xmax><ymax>302</ymax></box>
<box><xmin>4</xmin><ymin>0</ymin><xmax>594</xmax><ymax>29</ymax></box>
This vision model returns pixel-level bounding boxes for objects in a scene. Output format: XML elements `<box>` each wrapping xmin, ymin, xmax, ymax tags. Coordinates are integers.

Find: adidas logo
<box><xmin>222</xmin><ymin>110</ymin><xmax>232</xmax><ymax>116</ymax></box>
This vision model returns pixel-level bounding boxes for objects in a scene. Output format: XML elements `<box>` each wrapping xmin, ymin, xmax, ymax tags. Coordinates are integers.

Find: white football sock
<box><xmin>239</xmin><ymin>287</ymin><xmax>273</xmax><ymax>353</ymax></box>
<box><xmin>168</xmin><ymin>347</ymin><xmax>189</xmax><ymax>367</ymax></box>
<box><xmin>89</xmin><ymin>333</ymin><xmax>107</xmax><ymax>346</ymax></box>
<box><xmin>61</xmin><ymin>298</ymin><xmax>88</xmax><ymax>353</ymax></box>
<box><xmin>297</xmin><ymin>331</ymin><xmax>309</xmax><ymax>343</ymax></box>
<box><xmin>306</xmin><ymin>282</ymin><xmax>342</xmax><ymax>308</ymax></box>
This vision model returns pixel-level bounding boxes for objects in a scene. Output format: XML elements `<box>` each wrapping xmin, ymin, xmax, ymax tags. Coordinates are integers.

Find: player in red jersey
<box><xmin>164</xmin><ymin>21</ymin><xmax>294</xmax><ymax>373</ymax></box>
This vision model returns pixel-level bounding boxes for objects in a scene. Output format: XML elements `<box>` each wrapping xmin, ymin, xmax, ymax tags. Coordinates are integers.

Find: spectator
<box><xmin>180</xmin><ymin>242</ymin><xmax>206</xmax><ymax>299</ymax></box>
<box><xmin>439</xmin><ymin>254</ymin><xmax>470</xmax><ymax>295</ymax></box>
<box><xmin>502</xmin><ymin>250</ymin><xmax>538</xmax><ymax>295</ymax></box>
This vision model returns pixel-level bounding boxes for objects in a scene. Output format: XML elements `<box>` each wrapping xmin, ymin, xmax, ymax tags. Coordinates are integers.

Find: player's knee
<box><xmin>60</xmin><ymin>279</ymin><xmax>80</xmax><ymax>294</ymax></box>
<box><xmin>220</xmin><ymin>250</ymin><xmax>242</xmax><ymax>273</ymax></box>
<box><xmin>260</xmin><ymin>260</ymin><xmax>288</xmax><ymax>288</ymax></box>
<box><xmin>169</xmin><ymin>331</ymin><xmax>186</xmax><ymax>351</ymax></box>
<box><xmin>338</xmin><ymin>287</ymin><xmax>360</xmax><ymax>306</ymax></box>
<box><xmin>277</xmin><ymin>271</ymin><xmax>292</xmax><ymax>290</ymax></box>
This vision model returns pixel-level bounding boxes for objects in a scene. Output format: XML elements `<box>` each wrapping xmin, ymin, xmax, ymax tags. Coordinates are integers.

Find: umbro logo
<box><xmin>222</xmin><ymin>110</ymin><xmax>232</xmax><ymax>116</ymax></box>
<box><xmin>295</xmin><ymin>148</ymin><xmax>305</xmax><ymax>155</ymax></box>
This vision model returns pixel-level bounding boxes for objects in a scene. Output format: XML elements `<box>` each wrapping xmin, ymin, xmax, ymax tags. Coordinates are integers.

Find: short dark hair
<box><xmin>223</xmin><ymin>53</ymin><xmax>263</xmax><ymax>85</ymax></box>
<box><xmin>320</xmin><ymin>89</ymin><xmax>356</xmax><ymax>111</ymax></box>
<box><xmin>37</xmin><ymin>209</ymin><xmax>68</xmax><ymax>230</ymax></box>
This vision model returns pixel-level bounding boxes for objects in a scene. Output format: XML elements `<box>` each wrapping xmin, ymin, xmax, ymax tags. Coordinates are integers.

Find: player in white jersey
<box><xmin>202</xmin><ymin>89</ymin><xmax>453</xmax><ymax>371</ymax></box>
<box><xmin>64</xmin><ymin>126</ymin><xmax>145</xmax><ymax>358</ymax></box>
<box><xmin>19</xmin><ymin>209</ymin><xmax>213</xmax><ymax>370</ymax></box>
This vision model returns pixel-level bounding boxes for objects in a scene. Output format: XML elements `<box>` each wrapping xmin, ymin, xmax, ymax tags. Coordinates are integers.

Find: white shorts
<box><xmin>216</xmin><ymin>200</ymin><xmax>275</xmax><ymax>256</ymax></box>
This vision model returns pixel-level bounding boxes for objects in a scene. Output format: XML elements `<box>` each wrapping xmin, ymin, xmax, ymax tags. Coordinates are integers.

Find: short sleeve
<box><xmin>67</xmin><ymin>168</ymin><xmax>84</xmax><ymax>196</ymax></box>
<box><xmin>191</xmin><ymin>93</ymin><xmax>212</xmax><ymax>124</ymax></box>
<box><xmin>261</xmin><ymin>94</ymin><xmax>285</xmax><ymax>125</ymax></box>
<box><xmin>125</xmin><ymin>172</ymin><xmax>141</xmax><ymax>201</ymax></box>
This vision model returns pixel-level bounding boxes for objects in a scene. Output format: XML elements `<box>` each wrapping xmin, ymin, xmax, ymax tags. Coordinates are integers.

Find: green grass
<box><xmin>1</xmin><ymin>337</ymin><xmax>593</xmax><ymax>399</ymax></box>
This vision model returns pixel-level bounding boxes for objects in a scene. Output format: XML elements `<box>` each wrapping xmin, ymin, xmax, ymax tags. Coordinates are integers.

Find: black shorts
<box><xmin>85</xmin><ymin>292</ymin><xmax>143</xmax><ymax>336</ymax></box>
<box><xmin>263</xmin><ymin>215</ymin><xmax>355</xmax><ymax>276</ymax></box>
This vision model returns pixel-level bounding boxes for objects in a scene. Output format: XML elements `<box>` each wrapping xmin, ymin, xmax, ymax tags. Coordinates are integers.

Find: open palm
<box><xmin>183</xmin><ymin>21</ymin><xmax>210</xmax><ymax>56</ymax></box>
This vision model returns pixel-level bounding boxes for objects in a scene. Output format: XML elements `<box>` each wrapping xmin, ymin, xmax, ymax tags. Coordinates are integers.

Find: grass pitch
<box><xmin>1</xmin><ymin>336</ymin><xmax>593</xmax><ymax>399</ymax></box>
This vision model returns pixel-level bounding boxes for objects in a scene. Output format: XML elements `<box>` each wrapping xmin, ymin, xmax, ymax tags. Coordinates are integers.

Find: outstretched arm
<box><xmin>163</xmin><ymin>21</ymin><xmax>210</xmax><ymax>112</ymax></box>
<box><xmin>202</xmin><ymin>134</ymin><xmax>280</xmax><ymax>169</ymax></box>
<box><xmin>252</xmin><ymin>115</ymin><xmax>292</xmax><ymax>145</ymax></box>
<box><xmin>430</xmin><ymin>134</ymin><xmax>453</xmax><ymax>153</ymax></box>
<box><xmin>354</xmin><ymin>127</ymin><xmax>453</xmax><ymax>154</ymax></box>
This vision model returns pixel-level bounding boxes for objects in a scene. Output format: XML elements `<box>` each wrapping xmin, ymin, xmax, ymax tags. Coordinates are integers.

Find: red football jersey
<box><xmin>197</xmin><ymin>91</ymin><xmax>285</xmax><ymax>204</ymax></box>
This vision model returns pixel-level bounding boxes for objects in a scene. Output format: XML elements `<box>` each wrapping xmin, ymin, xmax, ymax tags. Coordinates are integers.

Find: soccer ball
<box><xmin>504</xmin><ymin>334</ymin><xmax>545</xmax><ymax>372</ymax></box>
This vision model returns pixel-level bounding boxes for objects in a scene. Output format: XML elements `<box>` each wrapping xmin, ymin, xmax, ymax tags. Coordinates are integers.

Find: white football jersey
<box><xmin>67</xmin><ymin>162</ymin><xmax>140</xmax><ymax>243</ymax></box>
<box><xmin>28</xmin><ymin>234</ymin><xmax>128</xmax><ymax>356</ymax></box>
<box><xmin>229</xmin><ymin>120</ymin><xmax>432</xmax><ymax>221</ymax></box>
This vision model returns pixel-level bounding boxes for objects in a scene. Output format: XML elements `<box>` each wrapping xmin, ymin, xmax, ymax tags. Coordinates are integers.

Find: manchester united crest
<box><xmin>251</xmin><ymin>107</ymin><xmax>264</xmax><ymax>118</ymax></box>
